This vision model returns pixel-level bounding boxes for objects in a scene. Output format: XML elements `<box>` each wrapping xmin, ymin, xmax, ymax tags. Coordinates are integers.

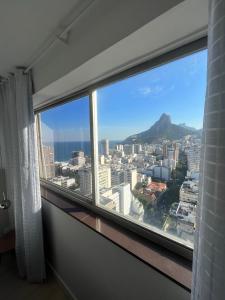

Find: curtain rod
<box><xmin>24</xmin><ymin>0</ymin><xmax>96</xmax><ymax>74</ymax></box>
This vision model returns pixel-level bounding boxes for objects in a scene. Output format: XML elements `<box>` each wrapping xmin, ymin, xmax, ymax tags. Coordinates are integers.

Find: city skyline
<box><xmin>41</xmin><ymin>112</ymin><xmax>202</xmax><ymax>144</ymax></box>
<box><xmin>41</xmin><ymin>49</ymin><xmax>207</xmax><ymax>142</ymax></box>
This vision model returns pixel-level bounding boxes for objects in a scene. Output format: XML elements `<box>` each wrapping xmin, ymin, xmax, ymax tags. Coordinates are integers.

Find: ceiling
<box><xmin>0</xmin><ymin>0</ymin><xmax>183</xmax><ymax>78</ymax></box>
<box><xmin>0</xmin><ymin>0</ymin><xmax>208</xmax><ymax>108</ymax></box>
<box><xmin>0</xmin><ymin>0</ymin><xmax>89</xmax><ymax>76</ymax></box>
<box><xmin>33</xmin><ymin>0</ymin><xmax>208</xmax><ymax>108</ymax></box>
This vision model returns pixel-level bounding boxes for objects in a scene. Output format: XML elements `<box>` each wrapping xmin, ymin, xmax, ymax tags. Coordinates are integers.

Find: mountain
<box><xmin>178</xmin><ymin>123</ymin><xmax>197</xmax><ymax>131</ymax></box>
<box><xmin>123</xmin><ymin>113</ymin><xmax>201</xmax><ymax>144</ymax></box>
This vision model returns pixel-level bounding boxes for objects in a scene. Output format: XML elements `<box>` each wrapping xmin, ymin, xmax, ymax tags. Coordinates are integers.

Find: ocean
<box><xmin>54</xmin><ymin>141</ymin><xmax>121</xmax><ymax>162</ymax></box>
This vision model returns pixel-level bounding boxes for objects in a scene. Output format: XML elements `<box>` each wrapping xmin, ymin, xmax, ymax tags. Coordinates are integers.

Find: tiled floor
<box><xmin>0</xmin><ymin>252</ymin><xmax>70</xmax><ymax>300</ymax></box>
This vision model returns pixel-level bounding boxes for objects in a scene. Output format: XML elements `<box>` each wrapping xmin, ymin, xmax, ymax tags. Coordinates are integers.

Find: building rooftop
<box><xmin>146</xmin><ymin>181</ymin><xmax>167</xmax><ymax>192</ymax></box>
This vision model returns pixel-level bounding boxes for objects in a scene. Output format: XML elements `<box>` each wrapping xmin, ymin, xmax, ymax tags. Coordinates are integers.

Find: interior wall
<box><xmin>42</xmin><ymin>200</ymin><xmax>190</xmax><ymax>300</ymax></box>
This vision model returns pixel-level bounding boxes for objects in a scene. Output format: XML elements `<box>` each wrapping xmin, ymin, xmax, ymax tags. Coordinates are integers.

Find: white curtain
<box><xmin>0</xmin><ymin>69</ymin><xmax>45</xmax><ymax>282</ymax></box>
<box><xmin>192</xmin><ymin>0</ymin><xmax>225</xmax><ymax>299</ymax></box>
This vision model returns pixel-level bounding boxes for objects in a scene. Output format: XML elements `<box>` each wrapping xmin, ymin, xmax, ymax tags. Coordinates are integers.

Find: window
<box><xmin>37</xmin><ymin>45</ymin><xmax>207</xmax><ymax>254</ymax></box>
<box><xmin>38</xmin><ymin>96</ymin><xmax>93</xmax><ymax>200</ymax></box>
<box><xmin>95</xmin><ymin>49</ymin><xmax>207</xmax><ymax>249</ymax></box>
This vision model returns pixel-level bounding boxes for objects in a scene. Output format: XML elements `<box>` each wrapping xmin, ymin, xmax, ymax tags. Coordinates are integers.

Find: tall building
<box><xmin>111</xmin><ymin>169</ymin><xmax>124</xmax><ymax>186</ymax></box>
<box><xmin>163</xmin><ymin>144</ymin><xmax>168</xmax><ymax>158</ymax></box>
<box><xmin>101</xmin><ymin>139</ymin><xmax>109</xmax><ymax>156</ymax></box>
<box><xmin>116</xmin><ymin>144</ymin><xmax>124</xmax><ymax>151</ymax></box>
<box><xmin>114</xmin><ymin>183</ymin><xmax>131</xmax><ymax>215</ymax></box>
<box><xmin>99</xmin><ymin>165</ymin><xmax>111</xmax><ymax>189</ymax></box>
<box><xmin>163</xmin><ymin>143</ymin><xmax>179</xmax><ymax>162</ymax></box>
<box><xmin>119</xmin><ymin>183</ymin><xmax>131</xmax><ymax>215</ymax></box>
<box><xmin>42</xmin><ymin>145</ymin><xmax>55</xmax><ymax>179</ymax></box>
<box><xmin>78</xmin><ymin>167</ymin><xmax>92</xmax><ymax>196</ymax></box>
<box><xmin>99</xmin><ymin>155</ymin><xmax>105</xmax><ymax>165</ymax></box>
<box><xmin>173</xmin><ymin>143</ymin><xmax>179</xmax><ymax>162</ymax></box>
<box><xmin>79</xmin><ymin>165</ymin><xmax>111</xmax><ymax>195</ymax></box>
<box><xmin>124</xmin><ymin>168</ymin><xmax>137</xmax><ymax>190</ymax></box>
<box><xmin>134</xmin><ymin>144</ymin><xmax>142</xmax><ymax>154</ymax></box>
<box><xmin>187</xmin><ymin>145</ymin><xmax>201</xmax><ymax>172</ymax></box>
<box><xmin>176</xmin><ymin>180</ymin><xmax>198</xmax><ymax>242</ymax></box>
<box><xmin>168</xmin><ymin>148</ymin><xmax>174</xmax><ymax>160</ymax></box>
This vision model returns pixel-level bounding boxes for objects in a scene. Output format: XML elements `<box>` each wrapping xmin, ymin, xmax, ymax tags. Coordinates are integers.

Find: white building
<box><xmin>42</xmin><ymin>145</ymin><xmax>55</xmax><ymax>179</ymax></box>
<box><xmin>179</xmin><ymin>180</ymin><xmax>199</xmax><ymax>204</ymax></box>
<box><xmin>99</xmin><ymin>165</ymin><xmax>111</xmax><ymax>189</ymax></box>
<box><xmin>187</xmin><ymin>145</ymin><xmax>201</xmax><ymax>172</ymax></box>
<box><xmin>100</xmin><ymin>188</ymin><xmax>120</xmax><ymax>212</ymax></box>
<box><xmin>70</xmin><ymin>151</ymin><xmax>86</xmax><ymax>167</ymax></box>
<box><xmin>99</xmin><ymin>155</ymin><xmax>105</xmax><ymax>165</ymax></box>
<box><xmin>114</xmin><ymin>183</ymin><xmax>132</xmax><ymax>215</ymax></box>
<box><xmin>168</xmin><ymin>149</ymin><xmax>175</xmax><ymax>160</ymax></box>
<box><xmin>130</xmin><ymin>196</ymin><xmax>144</xmax><ymax>221</ymax></box>
<box><xmin>124</xmin><ymin>168</ymin><xmax>137</xmax><ymax>190</ymax></box>
<box><xmin>116</xmin><ymin>144</ymin><xmax>124</xmax><ymax>151</ymax></box>
<box><xmin>79</xmin><ymin>168</ymin><xmax>92</xmax><ymax>196</ymax></box>
<box><xmin>101</xmin><ymin>139</ymin><xmax>109</xmax><ymax>156</ymax></box>
<box><xmin>137</xmin><ymin>173</ymin><xmax>146</xmax><ymax>183</ymax></box>
<box><xmin>51</xmin><ymin>176</ymin><xmax>75</xmax><ymax>188</ymax></box>
<box><xmin>174</xmin><ymin>179</ymin><xmax>199</xmax><ymax>243</ymax></box>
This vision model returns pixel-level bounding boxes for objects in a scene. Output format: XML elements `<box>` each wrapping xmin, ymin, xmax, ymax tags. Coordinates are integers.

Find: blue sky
<box><xmin>41</xmin><ymin>49</ymin><xmax>207</xmax><ymax>142</ymax></box>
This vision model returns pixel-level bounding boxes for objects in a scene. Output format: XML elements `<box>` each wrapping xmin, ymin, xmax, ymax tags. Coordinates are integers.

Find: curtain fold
<box><xmin>192</xmin><ymin>0</ymin><xmax>225</xmax><ymax>299</ymax></box>
<box><xmin>0</xmin><ymin>69</ymin><xmax>45</xmax><ymax>282</ymax></box>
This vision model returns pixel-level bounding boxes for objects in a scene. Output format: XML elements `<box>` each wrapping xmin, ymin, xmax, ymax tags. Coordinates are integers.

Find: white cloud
<box><xmin>138</xmin><ymin>85</ymin><xmax>164</xmax><ymax>96</ymax></box>
<box><xmin>139</xmin><ymin>87</ymin><xmax>153</xmax><ymax>95</ymax></box>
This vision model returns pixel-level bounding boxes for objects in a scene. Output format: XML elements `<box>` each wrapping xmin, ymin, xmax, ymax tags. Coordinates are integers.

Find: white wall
<box><xmin>42</xmin><ymin>200</ymin><xmax>190</xmax><ymax>300</ymax></box>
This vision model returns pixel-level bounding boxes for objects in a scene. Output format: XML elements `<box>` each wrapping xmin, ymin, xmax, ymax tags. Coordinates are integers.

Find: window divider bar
<box><xmin>90</xmin><ymin>90</ymin><xmax>99</xmax><ymax>205</ymax></box>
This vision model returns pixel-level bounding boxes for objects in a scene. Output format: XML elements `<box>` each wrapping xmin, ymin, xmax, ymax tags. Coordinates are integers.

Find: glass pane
<box><xmin>96</xmin><ymin>50</ymin><xmax>207</xmax><ymax>248</ymax></box>
<box><xmin>39</xmin><ymin>96</ymin><xmax>92</xmax><ymax>200</ymax></box>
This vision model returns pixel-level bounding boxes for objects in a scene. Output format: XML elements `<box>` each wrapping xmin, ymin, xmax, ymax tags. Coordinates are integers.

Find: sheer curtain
<box><xmin>0</xmin><ymin>69</ymin><xmax>45</xmax><ymax>282</ymax></box>
<box><xmin>192</xmin><ymin>0</ymin><xmax>225</xmax><ymax>299</ymax></box>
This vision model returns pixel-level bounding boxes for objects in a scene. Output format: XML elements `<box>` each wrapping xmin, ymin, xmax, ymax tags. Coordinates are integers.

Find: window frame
<box><xmin>36</xmin><ymin>36</ymin><xmax>207</xmax><ymax>261</ymax></box>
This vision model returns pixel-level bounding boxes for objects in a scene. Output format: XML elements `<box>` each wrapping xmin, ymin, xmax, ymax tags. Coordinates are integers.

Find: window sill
<box><xmin>41</xmin><ymin>186</ymin><xmax>192</xmax><ymax>291</ymax></box>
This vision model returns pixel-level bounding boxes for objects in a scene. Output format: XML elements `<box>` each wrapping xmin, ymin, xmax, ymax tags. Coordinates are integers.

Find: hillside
<box><xmin>123</xmin><ymin>113</ymin><xmax>201</xmax><ymax>144</ymax></box>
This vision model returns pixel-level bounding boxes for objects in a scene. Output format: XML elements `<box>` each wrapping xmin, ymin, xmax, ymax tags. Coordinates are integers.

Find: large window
<box><xmin>38</xmin><ymin>96</ymin><xmax>93</xmax><ymax>199</ymax></box>
<box><xmin>37</xmin><ymin>47</ymin><xmax>207</xmax><ymax>252</ymax></box>
<box><xmin>95</xmin><ymin>49</ymin><xmax>207</xmax><ymax>248</ymax></box>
